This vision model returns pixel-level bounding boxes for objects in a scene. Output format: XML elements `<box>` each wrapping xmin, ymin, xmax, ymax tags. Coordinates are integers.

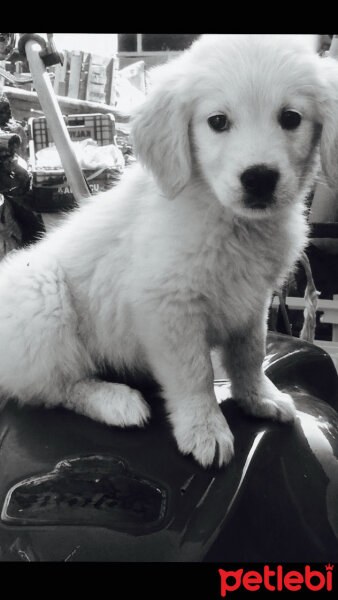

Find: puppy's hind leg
<box><xmin>0</xmin><ymin>253</ymin><xmax>150</xmax><ymax>429</ymax></box>
<box><xmin>64</xmin><ymin>378</ymin><xmax>151</xmax><ymax>428</ymax></box>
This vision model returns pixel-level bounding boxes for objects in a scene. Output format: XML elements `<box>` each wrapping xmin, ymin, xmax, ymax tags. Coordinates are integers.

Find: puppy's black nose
<box><xmin>240</xmin><ymin>165</ymin><xmax>280</xmax><ymax>198</ymax></box>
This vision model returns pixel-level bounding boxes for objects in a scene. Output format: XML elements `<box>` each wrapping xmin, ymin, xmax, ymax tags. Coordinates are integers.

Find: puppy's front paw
<box><xmin>240</xmin><ymin>378</ymin><xmax>296</xmax><ymax>423</ymax></box>
<box><xmin>173</xmin><ymin>411</ymin><xmax>234</xmax><ymax>468</ymax></box>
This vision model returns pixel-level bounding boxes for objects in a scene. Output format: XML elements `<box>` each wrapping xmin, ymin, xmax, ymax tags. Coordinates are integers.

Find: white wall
<box><xmin>42</xmin><ymin>34</ymin><xmax>118</xmax><ymax>57</ymax></box>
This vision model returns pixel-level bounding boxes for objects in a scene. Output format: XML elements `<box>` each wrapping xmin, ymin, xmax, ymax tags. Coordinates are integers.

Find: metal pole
<box><xmin>24</xmin><ymin>39</ymin><xmax>92</xmax><ymax>203</ymax></box>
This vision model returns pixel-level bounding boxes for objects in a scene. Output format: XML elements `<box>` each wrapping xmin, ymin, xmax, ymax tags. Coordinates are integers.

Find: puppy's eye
<box><xmin>279</xmin><ymin>109</ymin><xmax>302</xmax><ymax>130</ymax></box>
<box><xmin>208</xmin><ymin>114</ymin><xmax>229</xmax><ymax>132</ymax></box>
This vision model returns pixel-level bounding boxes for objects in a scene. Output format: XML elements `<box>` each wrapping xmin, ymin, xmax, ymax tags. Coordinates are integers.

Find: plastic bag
<box><xmin>35</xmin><ymin>139</ymin><xmax>125</xmax><ymax>172</ymax></box>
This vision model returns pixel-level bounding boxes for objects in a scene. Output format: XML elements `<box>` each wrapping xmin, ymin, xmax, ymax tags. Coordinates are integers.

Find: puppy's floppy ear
<box><xmin>318</xmin><ymin>56</ymin><xmax>338</xmax><ymax>188</ymax></box>
<box><xmin>131</xmin><ymin>73</ymin><xmax>192</xmax><ymax>199</ymax></box>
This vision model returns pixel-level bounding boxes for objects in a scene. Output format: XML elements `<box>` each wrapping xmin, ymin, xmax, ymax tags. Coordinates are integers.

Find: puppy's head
<box><xmin>131</xmin><ymin>34</ymin><xmax>338</xmax><ymax>216</ymax></box>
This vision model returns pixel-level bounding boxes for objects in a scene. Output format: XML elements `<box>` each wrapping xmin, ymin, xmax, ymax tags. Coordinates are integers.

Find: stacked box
<box><xmin>52</xmin><ymin>52</ymin><xmax>116</xmax><ymax>105</ymax></box>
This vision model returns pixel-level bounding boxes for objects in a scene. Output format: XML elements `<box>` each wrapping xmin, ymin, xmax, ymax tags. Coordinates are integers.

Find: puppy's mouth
<box><xmin>242</xmin><ymin>192</ymin><xmax>277</xmax><ymax>211</ymax></box>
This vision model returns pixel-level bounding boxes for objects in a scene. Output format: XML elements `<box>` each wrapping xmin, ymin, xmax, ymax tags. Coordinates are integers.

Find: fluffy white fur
<box><xmin>0</xmin><ymin>34</ymin><xmax>337</xmax><ymax>468</ymax></box>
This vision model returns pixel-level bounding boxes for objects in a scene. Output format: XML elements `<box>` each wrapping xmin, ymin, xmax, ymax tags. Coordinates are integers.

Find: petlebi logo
<box><xmin>219</xmin><ymin>564</ymin><xmax>334</xmax><ymax>595</ymax></box>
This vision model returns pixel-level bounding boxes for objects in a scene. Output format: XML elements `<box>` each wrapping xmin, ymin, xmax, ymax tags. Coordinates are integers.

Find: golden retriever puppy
<box><xmin>0</xmin><ymin>34</ymin><xmax>336</xmax><ymax>468</ymax></box>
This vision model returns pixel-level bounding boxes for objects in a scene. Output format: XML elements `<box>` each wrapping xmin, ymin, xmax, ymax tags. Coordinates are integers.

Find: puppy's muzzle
<box><xmin>240</xmin><ymin>164</ymin><xmax>280</xmax><ymax>209</ymax></box>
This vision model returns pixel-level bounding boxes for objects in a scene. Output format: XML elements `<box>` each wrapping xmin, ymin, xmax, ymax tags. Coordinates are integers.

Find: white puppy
<box><xmin>0</xmin><ymin>34</ymin><xmax>337</xmax><ymax>468</ymax></box>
